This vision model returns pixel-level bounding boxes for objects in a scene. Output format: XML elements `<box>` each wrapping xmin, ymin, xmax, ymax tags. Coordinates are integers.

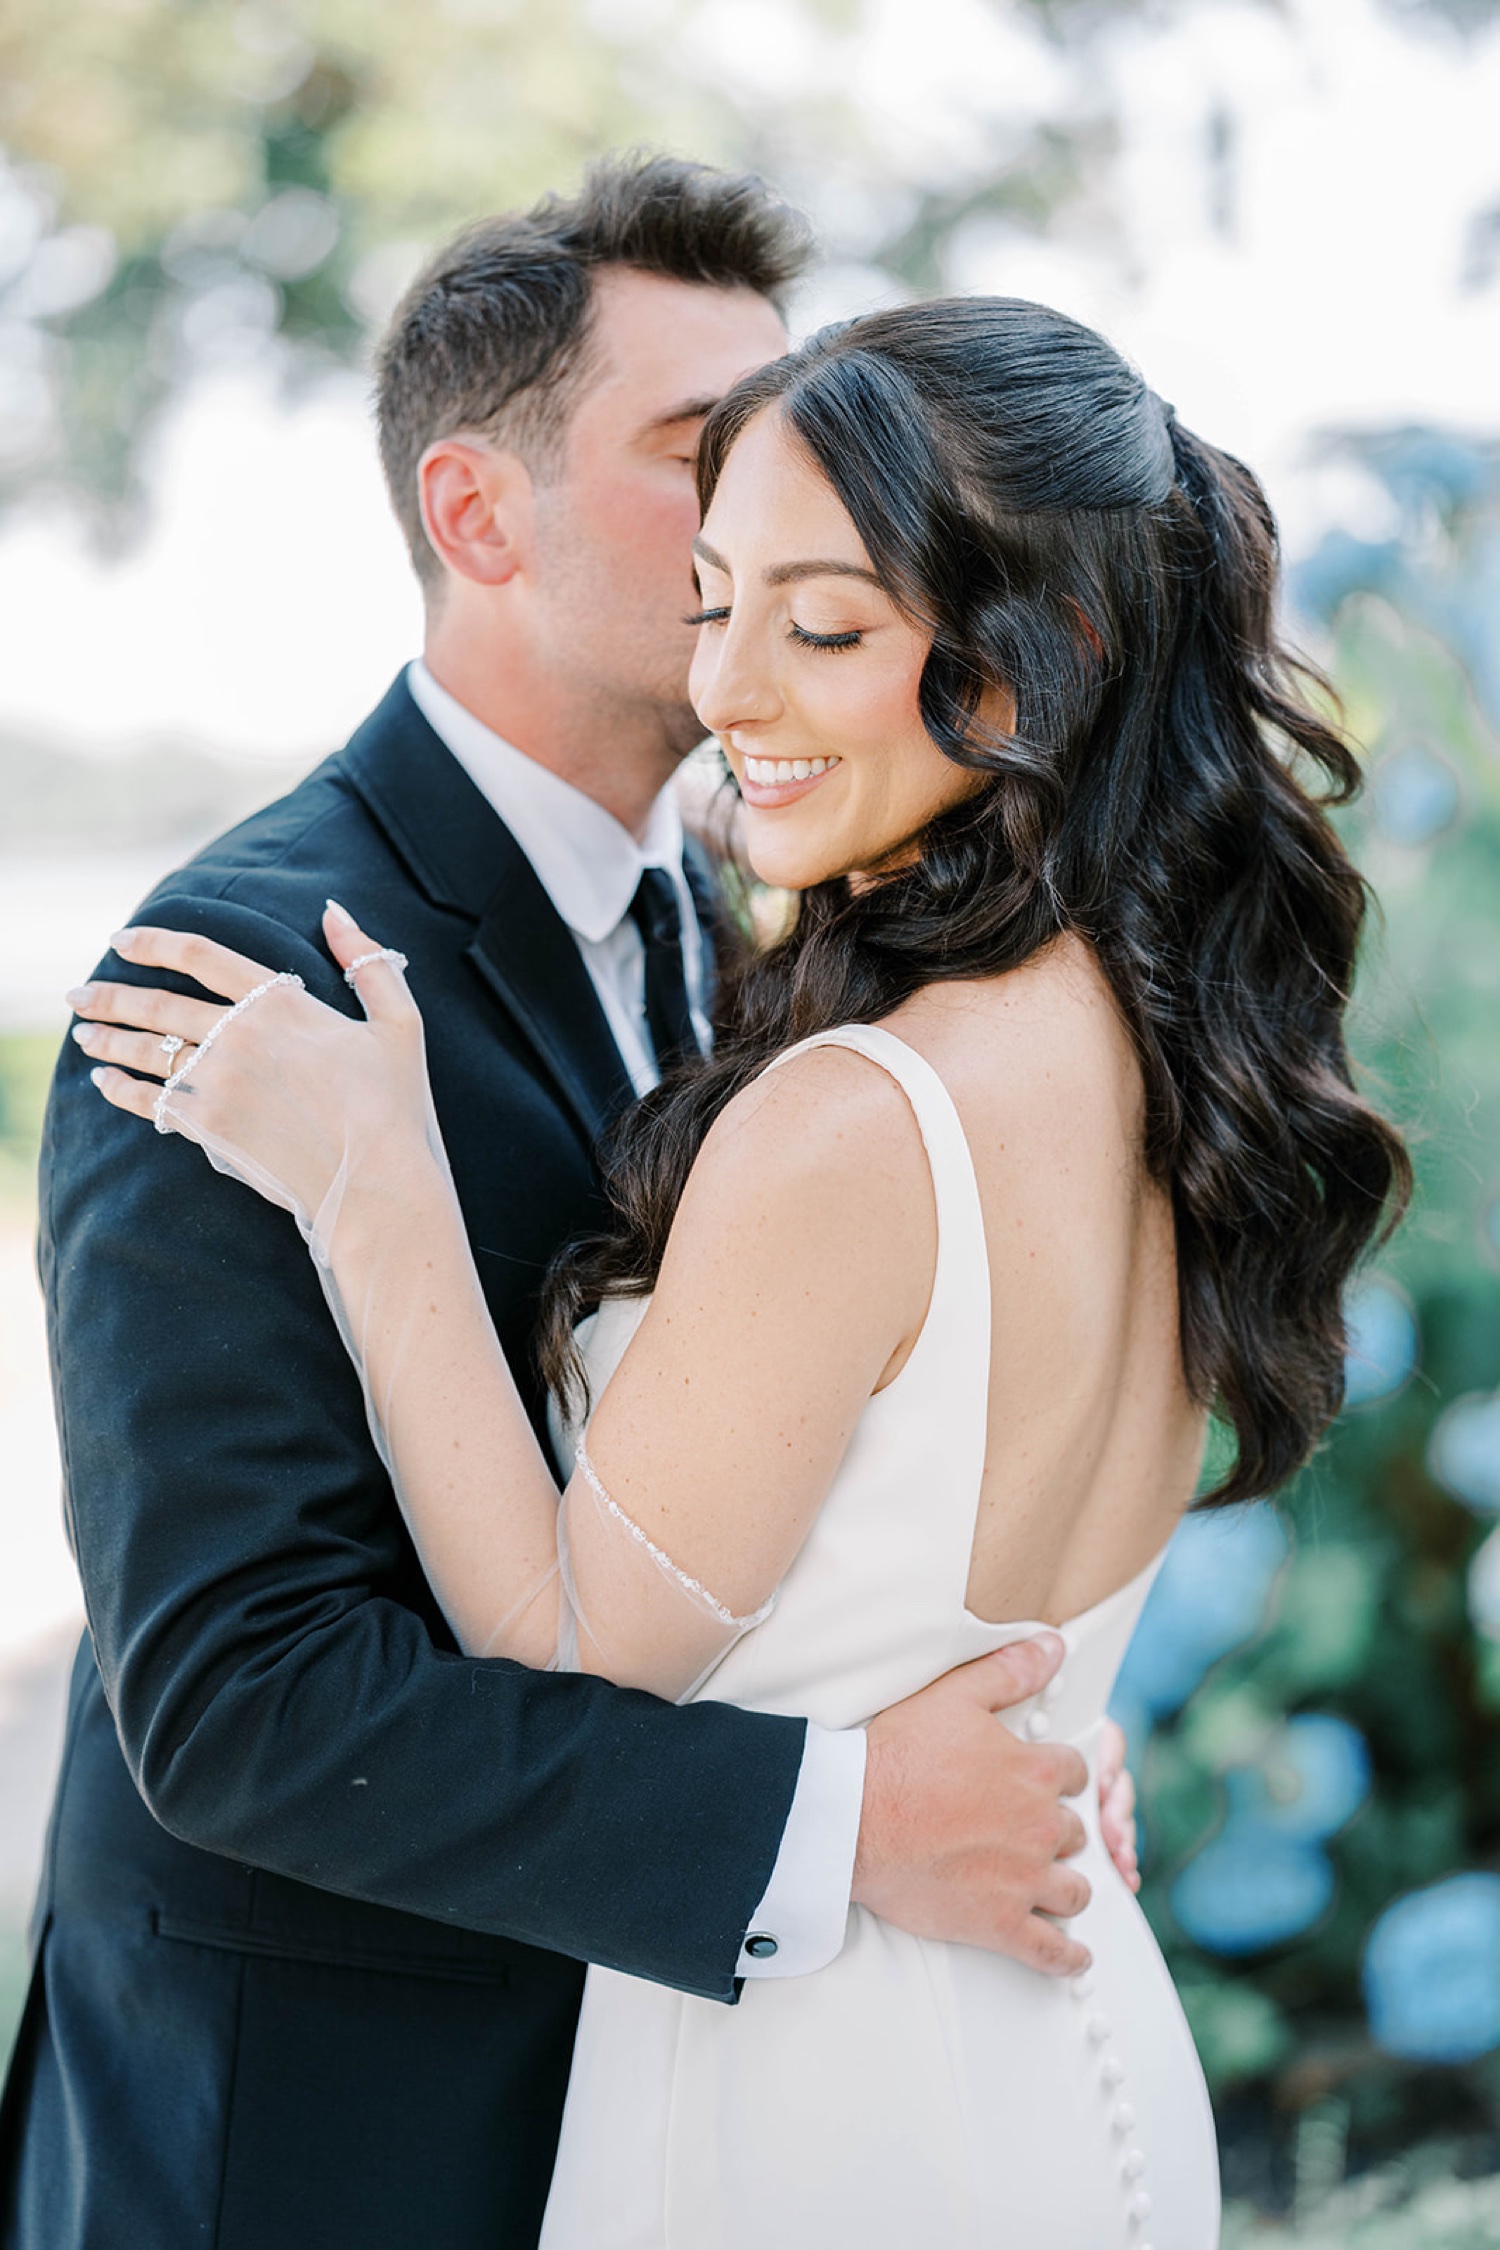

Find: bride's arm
<box><xmin>83</xmin><ymin>912</ymin><xmax>572</xmax><ymax>1667</ymax></box>
<box><xmin>82</xmin><ymin>911</ymin><xmax>934</xmax><ymax>1699</ymax></box>
<box><xmin>551</xmin><ymin>1034</ymin><xmax>934</xmax><ymax>1692</ymax></box>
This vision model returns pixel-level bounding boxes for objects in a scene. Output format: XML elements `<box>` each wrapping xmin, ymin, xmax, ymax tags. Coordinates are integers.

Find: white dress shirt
<box><xmin>407</xmin><ymin>661</ymin><xmax>866</xmax><ymax>1978</ymax></box>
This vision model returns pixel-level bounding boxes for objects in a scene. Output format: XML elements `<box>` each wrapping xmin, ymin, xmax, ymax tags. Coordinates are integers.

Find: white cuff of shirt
<box><xmin>737</xmin><ymin>1722</ymin><xmax>867</xmax><ymax>1979</ymax></box>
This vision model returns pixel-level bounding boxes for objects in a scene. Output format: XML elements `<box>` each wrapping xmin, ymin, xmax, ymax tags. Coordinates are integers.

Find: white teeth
<box><xmin>742</xmin><ymin>755</ymin><xmax>841</xmax><ymax>786</ymax></box>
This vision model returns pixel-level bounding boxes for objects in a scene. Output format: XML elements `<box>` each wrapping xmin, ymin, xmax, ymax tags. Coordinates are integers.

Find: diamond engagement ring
<box><xmin>160</xmin><ymin>1034</ymin><xmax>185</xmax><ymax>1061</ymax></box>
<box><xmin>343</xmin><ymin>948</ymin><xmax>409</xmax><ymax>986</ymax></box>
<box><xmin>153</xmin><ymin>971</ymin><xmax>305</xmax><ymax>1135</ymax></box>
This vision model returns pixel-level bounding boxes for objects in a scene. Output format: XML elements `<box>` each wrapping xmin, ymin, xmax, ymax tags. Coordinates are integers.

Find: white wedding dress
<box><xmin>541</xmin><ymin>1025</ymin><xmax>1221</xmax><ymax>2250</ymax></box>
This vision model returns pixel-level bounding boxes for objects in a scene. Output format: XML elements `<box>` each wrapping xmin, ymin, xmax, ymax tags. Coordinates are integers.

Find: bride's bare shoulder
<box><xmin>669</xmin><ymin>1037</ymin><xmax>935</xmax><ymax>1266</ymax></box>
<box><xmin>656</xmin><ymin>1037</ymin><xmax>937</xmax><ymax>1361</ymax></box>
<box><xmin>890</xmin><ymin>936</ymin><xmax>1142</xmax><ymax>1117</ymax></box>
<box><xmin>692</xmin><ymin>1035</ymin><xmax>927</xmax><ymax>1190</ymax></box>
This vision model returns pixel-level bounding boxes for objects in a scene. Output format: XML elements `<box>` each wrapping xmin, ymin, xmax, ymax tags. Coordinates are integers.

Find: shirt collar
<box><xmin>406</xmin><ymin>659</ymin><xmax>685</xmax><ymax>945</ymax></box>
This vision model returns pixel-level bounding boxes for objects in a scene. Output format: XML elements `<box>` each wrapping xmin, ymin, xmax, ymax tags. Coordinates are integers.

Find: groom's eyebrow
<box><xmin>643</xmin><ymin>394</ymin><xmax>722</xmax><ymax>431</ymax></box>
<box><xmin>691</xmin><ymin>537</ymin><xmax>882</xmax><ymax>590</ymax></box>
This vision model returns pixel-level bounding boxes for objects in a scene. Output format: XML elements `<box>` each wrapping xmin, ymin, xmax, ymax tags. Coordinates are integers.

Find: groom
<box><xmin>2</xmin><ymin>156</ymin><xmax>1133</xmax><ymax>2250</ymax></box>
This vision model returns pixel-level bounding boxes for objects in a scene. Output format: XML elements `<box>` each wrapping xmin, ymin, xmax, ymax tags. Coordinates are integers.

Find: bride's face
<box><xmin>688</xmin><ymin>408</ymin><xmax>984</xmax><ymax>892</ymax></box>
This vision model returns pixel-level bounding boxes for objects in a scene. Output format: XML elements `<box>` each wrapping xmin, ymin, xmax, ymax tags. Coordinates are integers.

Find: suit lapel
<box><xmin>342</xmin><ymin>674</ymin><xmax>636</xmax><ymax>1149</ymax></box>
<box><xmin>466</xmin><ymin>853</ymin><xmax>637</xmax><ymax>1149</ymax></box>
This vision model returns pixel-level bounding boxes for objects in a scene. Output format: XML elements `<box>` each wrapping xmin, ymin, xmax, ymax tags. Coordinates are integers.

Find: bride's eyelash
<box><xmin>790</xmin><ymin>623</ymin><xmax>863</xmax><ymax>652</ymax></box>
<box><xmin>681</xmin><ymin>609</ymin><xmax>863</xmax><ymax>652</ymax></box>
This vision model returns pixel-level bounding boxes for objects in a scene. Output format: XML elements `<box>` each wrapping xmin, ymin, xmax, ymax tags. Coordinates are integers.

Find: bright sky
<box><xmin>0</xmin><ymin>0</ymin><xmax>1495</xmax><ymax>766</ymax></box>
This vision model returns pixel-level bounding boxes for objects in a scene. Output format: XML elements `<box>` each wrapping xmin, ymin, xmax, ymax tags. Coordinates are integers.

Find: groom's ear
<box><xmin>417</xmin><ymin>436</ymin><xmax>534</xmax><ymax>590</ymax></box>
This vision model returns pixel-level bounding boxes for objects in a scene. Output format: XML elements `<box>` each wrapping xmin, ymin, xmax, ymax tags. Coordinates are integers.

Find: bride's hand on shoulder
<box><xmin>69</xmin><ymin>902</ymin><xmax>438</xmax><ymax>1226</ymax></box>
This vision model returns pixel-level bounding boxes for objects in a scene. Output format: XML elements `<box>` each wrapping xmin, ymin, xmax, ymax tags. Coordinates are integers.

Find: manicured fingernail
<box><xmin>66</xmin><ymin>985</ymin><xmax>95</xmax><ymax>1009</ymax></box>
<box><xmin>71</xmin><ymin>1023</ymin><xmax>95</xmax><ymax>1047</ymax></box>
<box><xmin>325</xmin><ymin>898</ymin><xmax>355</xmax><ymax>928</ymax></box>
<box><xmin>1033</xmin><ymin>1631</ymin><xmax>1064</xmax><ymax>1663</ymax></box>
<box><xmin>89</xmin><ymin>1067</ymin><xmax>108</xmax><ymax>1089</ymax></box>
<box><xmin>109</xmin><ymin>930</ymin><xmax>135</xmax><ymax>952</ymax></box>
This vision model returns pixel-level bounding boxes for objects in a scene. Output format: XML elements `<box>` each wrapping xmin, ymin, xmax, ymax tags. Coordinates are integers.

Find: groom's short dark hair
<box><xmin>374</xmin><ymin>151</ymin><xmax>813</xmax><ymax>589</ymax></box>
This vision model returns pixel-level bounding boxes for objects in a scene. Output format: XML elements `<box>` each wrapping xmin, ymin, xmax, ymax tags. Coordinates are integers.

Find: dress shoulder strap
<box><xmin>759</xmin><ymin>1024</ymin><xmax>992</xmax><ymax>1399</ymax></box>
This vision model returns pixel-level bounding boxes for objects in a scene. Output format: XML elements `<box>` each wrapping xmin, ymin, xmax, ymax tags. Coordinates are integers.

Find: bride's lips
<box><xmin>737</xmin><ymin>754</ymin><xmax>842</xmax><ymax>809</ymax></box>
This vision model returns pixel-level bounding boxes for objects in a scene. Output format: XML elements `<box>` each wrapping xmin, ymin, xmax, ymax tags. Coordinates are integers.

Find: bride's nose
<box><xmin>691</xmin><ymin>622</ymin><xmax>783</xmax><ymax>739</ymax></box>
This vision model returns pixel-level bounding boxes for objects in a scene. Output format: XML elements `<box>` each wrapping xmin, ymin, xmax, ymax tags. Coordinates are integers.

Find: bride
<box><xmin>78</xmin><ymin>297</ymin><xmax>1406</xmax><ymax>2247</ymax></box>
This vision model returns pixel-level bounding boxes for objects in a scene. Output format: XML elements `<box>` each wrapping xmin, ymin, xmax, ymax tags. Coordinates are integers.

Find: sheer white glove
<box><xmin>75</xmin><ymin>905</ymin><xmax>766</xmax><ymax>1700</ymax></box>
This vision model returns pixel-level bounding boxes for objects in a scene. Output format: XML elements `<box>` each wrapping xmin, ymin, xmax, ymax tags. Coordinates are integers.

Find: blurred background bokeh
<box><xmin>1</xmin><ymin>1</ymin><xmax>1497</xmax><ymax>2238</ymax></box>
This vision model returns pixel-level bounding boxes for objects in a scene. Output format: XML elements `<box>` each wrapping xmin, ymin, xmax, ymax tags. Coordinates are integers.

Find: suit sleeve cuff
<box><xmin>736</xmin><ymin>1722</ymin><xmax>866</xmax><ymax>1979</ymax></box>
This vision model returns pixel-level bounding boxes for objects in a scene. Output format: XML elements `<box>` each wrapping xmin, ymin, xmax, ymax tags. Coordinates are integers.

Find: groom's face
<box><xmin>525</xmin><ymin>268</ymin><xmax>789</xmax><ymax>747</ymax></box>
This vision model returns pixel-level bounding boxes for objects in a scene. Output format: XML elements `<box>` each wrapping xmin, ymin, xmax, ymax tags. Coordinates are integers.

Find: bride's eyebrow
<box><xmin>764</xmin><ymin>559</ymin><xmax>883</xmax><ymax>588</ymax></box>
<box><xmin>692</xmin><ymin>536</ymin><xmax>732</xmax><ymax>577</ymax></box>
<box><xmin>691</xmin><ymin>536</ymin><xmax>882</xmax><ymax>590</ymax></box>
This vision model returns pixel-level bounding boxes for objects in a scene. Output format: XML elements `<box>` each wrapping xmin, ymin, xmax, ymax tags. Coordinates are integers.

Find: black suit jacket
<box><xmin>0</xmin><ymin>676</ymin><xmax>806</xmax><ymax>2250</ymax></box>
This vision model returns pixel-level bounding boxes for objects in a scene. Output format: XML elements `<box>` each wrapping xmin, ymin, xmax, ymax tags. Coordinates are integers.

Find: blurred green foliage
<box><xmin>5</xmin><ymin>0</ymin><xmax>1498</xmax><ymax>530</ymax></box>
<box><xmin>0</xmin><ymin>1036</ymin><xmax>54</xmax><ymax>1210</ymax></box>
<box><xmin>0</xmin><ymin>0</ymin><xmax>742</xmax><ymax>516</ymax></box>
<box><xmin>0</xmin><ymin>0</ymin><xmax>1170</xmax><ymax>525</ymax></box>
<box><xmin>1131</xmin><ymin>433</ymin><xmax>1500</xmax><ymax>2193</ymax></box>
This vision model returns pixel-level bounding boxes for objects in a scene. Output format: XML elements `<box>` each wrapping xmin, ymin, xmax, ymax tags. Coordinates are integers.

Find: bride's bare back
<box><xmin>885</xmin><ymin>935</ymin><xmax>1206</xmax><ymax>1628</ymax></box>
<box><xmin>552</xmin><ymin>931</ymin><xmax>1206</xmax><ymax>1687</ymax></box>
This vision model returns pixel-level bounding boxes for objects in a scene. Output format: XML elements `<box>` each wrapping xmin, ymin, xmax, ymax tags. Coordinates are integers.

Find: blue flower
<box><xmin>1343</xmin><ymin>1276</ymin><xmax>1418</xmax><ymax>1407</ymax></box>
<box><xmin>1109</xmin><ymin>1504</ymin><xmax>1287</xmax><ymax>1757</ymax></box>
<box><xmin>1428</xmin><ymin>1392</ymin><xmax>1500</xmax><ymax>1515</ymax></box>
<box><xmin>1260</xmin><ymin>1714</ymin><xmax>1372</xmax><ymax>1842</ymax></box>
<box><xmin>1364</xmin><ymin>1874</ymin><xmax>1500</xmax><ymax>2062</ymax></box>
<box><xmin>1370</xmin><ymin>744</ymin><xmax>1462</xmax><ymax>847</ymax></box>
<box><xmin>1171</xmin><ymin>1818</ymin><xmax>1335</xmax><ymax>1956</ymax></box>
<box><xmin>1467</xmin><ymin>1525</ymin><xmax>1500</xmax><ymax>1642</ymax></box>
<box><xmin>1168</xmin><ymin>1722</ymin><xmax>1369</xmax><ymax>1957</ymax></box>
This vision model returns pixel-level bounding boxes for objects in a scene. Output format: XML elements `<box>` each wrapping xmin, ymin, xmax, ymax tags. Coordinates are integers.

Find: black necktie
<box><xmin>628</xmin><ymin>868</ymin><xmax>702</xmax><ymax>1075</ymax></box>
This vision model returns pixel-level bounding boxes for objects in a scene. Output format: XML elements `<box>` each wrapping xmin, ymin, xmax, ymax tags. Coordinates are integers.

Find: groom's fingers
<box><xmin>854</xmin><ymin>1654</ymin><xmax>1099</xmax><ymax>1969</ymax></box>
<box><xmin>1052</xmin><ymin>1802</ymin><xmax>1088</xmax><ymax>1861</ymax></box>
<box><xmin>1027</xmin><ymin>1741</ymin><xmax>1090</xmax><ymax>1809</ymax></box>
<box><xmin>1019</xmin><ymin>1916</ymin><xmax>1092</xmax><ymax>1980</ymax></box>
<box><xmin>1034</xmin><ymin>1861</ymin><xmax>1091</xmax><ymax>1922</ymax></box>
<box><xmin>966</xmin><ymin>1633</ymin><xmax>1067</xmax><ymax>1713</ymax></box>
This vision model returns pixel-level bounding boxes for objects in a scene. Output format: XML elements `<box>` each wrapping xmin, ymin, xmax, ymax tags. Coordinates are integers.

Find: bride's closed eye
<box><xmin>788</xmin><ymin>622</ymin><xmax>863</xmax><ymax>652</ymax></box>
<box><xmin>683</xmin><ymin>605</ymin><xmax>864</xmax><ymax>653</ymax></box>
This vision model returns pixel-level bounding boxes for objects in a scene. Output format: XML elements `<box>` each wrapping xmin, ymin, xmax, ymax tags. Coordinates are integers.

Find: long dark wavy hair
<box><xmin>539</xmin><ymin>297</ymin><xmax>1410</xmax><ymax>1506</ymax></box>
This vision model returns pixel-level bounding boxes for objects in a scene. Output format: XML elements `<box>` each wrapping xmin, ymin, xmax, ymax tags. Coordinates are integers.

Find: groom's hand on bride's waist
<box><xmin>850</xmin><ymin>1636</ymin><xmax>1112</xmax><ymax>1977</ymax></box>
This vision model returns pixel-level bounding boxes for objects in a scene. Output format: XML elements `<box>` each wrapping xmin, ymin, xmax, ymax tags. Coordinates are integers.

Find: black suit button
<box><xmin>744</xmin><ymin>1933</ymin><xmax>779</xmax><ymax>1959</ymax></box>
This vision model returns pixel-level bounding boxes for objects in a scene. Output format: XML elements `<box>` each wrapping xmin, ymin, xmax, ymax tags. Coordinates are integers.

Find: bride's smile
<box><xmin>687</xmin><ymin>405</ymin><xmax>983</xmax><ymax>892</ymax></box>
<box><xmin>737</xmin><ymin>751</ymin><xmax>841</xmax><ymax>799</ymax></box>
